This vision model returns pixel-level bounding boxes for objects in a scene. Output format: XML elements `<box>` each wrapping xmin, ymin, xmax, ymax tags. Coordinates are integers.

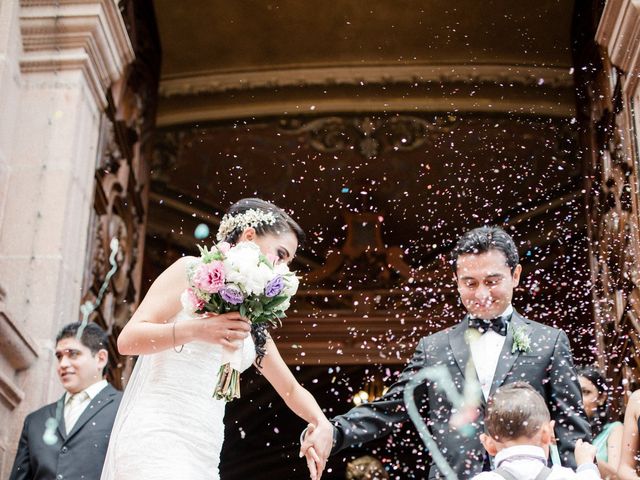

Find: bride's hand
<box><xmin>300</xmin><ymin>421</ymin><xmax>333</xmax><ymax>466</ymax></box>
<box><xmin>300</xmin><ymin>421</ymin><xmax>332</xmax><ymax>479</ymax></box>
<box><xmin>304</xmin><ymin>446</ymin><xmax>322</xmax><ymax>480</ymax></box>
<box><xmin>191</xmin><ymin>312</ymin><xmax>251</xmax><ymax>349</ymax></box>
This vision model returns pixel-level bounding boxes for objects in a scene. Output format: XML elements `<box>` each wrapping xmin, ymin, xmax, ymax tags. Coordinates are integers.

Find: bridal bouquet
<box><xmin>181</xmin><ymin>241</ymin><xmax>299</xmax><ymax>401</ymax></box>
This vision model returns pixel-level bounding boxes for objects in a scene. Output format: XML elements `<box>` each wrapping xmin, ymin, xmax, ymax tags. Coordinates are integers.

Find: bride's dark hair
<box><xmin>221</xmin><ymin>198</ymin><xmax>305</xmax><ymax>246</ymax></box>
<box><xmin>220</xmin><ymin>198</ymin><xmax>305</xmax><ymax>366</ymax></box>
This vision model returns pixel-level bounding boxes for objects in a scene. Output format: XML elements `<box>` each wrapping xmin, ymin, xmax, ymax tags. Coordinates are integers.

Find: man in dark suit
<box><xmin>10</xmin><ymin>322</ymin><xmax>122</xmax><ymax>480</ymax></box>
<box><xmin>302</xmin><ymin>226</ymin><xmax>591</xmax><ymax>479</ymax></box>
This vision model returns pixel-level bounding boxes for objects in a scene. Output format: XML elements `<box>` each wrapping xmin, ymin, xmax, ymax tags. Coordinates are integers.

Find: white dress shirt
<box><xmin>469</xmin><ymin>304</ymin><xmax>513</xmax><ymax>400</ymax></box>
<box><xmin>64</xmin><ymin>379</ymin><xmax>108</xmax><ymax>433</ymax></box>
<box><xmin>471</xmin><ymin>445</ymin><xmax>601</xmax><ymax>480</ymax></box>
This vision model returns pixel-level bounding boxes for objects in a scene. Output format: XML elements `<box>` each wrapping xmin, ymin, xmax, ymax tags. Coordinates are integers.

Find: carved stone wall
<box><xmin>81</xmin><ymin>0</ymin><xmax>160</xmax><ymax>390</ymax></box>
<box><xmin>577</xmin><ymin>0</ymin><xmax>640</xmax><ymax>408</ymax></box>
<box><xmin>0</xmin><ymin>1</ymin><xmax>136</xmax><ymax>474</ymax></box>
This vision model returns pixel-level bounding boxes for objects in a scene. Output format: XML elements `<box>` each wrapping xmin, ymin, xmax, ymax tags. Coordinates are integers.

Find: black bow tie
<box><xmin>468</xmin><ymin>315</ymin><xmax>509</xmax><ymax>336</ymax></box>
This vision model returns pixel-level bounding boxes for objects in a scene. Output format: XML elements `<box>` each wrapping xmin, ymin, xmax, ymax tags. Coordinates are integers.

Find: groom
<box><xmin>302</xmin><ymin>226</ymin><xmax>591</xmax><ymax>478</ymax></box>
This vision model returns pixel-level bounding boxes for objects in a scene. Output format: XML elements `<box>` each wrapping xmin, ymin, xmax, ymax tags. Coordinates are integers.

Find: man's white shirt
<box><xmin>469</xmin><ymin>304</ymin><xmax>513</xmax><ymax>400</ymax></box>
<box><xmin>471</xmin><ymin>445</ymin><xmax>601</xmax><ymax>480</ymax></box>
<box><xmin>64</xmin><ymin>379</ymin><xmax>108</xmax><ymax>433</ymax></box>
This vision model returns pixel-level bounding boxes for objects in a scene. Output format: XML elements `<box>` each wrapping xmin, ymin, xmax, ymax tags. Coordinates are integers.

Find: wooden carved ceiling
<box><xmin>145</xmin><ymin>111</ymin><xmax>592</xmax><ymax>365</ymax></box>
<box><xmin>153</xmin><ymin>0</ymin><xmax>577</xmax><ymax>124</ymax></box>
<box><xmin>141</xmin><ymin>0</ymin><xmax>594</xmax><ymax>366</ymax></box>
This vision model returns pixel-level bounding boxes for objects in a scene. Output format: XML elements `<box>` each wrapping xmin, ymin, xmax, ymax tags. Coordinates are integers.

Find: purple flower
<box><xmin>219</xmin><ymin>285</ymin><xmax>244</xmax><ymax>305</ymax></box>
<box><xmin>264</xmin><ymin>275</ymin><xmax>285</xmax><ymax>298</ymax></box>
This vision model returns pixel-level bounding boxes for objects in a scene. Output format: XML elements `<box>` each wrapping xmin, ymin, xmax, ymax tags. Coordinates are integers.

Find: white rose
<box><xmin>278</xmin><ymin>297</ymin><xmax>291</xmax><ymax>312</ymax></box>
<box><xmin>283</xmin><ymin>274</ymin><xmax>299</xmax><ymax>297</ymax></box>
<box><xmin>223</xmin><ymin>242</ymin><xmax>277</xmax><ymax>296</ymax></box>
<box><xmin>241</xmin><ymin>263</ymin><xmax>273</xmax><ymax>296</ymax></box>
<box><xmin>223</xmin><ymin>243</ymin><xmax>261</xmax><ymax>290</ymax></box>
<box><xmin>273</xmin><ymin>263</ymin><xmax>299</xmax><ymax>297</ymax></box>
<box><xmin>180</xmin><ymin>290</ymin><xmax>196</xmax><ymax>313</ymax></box>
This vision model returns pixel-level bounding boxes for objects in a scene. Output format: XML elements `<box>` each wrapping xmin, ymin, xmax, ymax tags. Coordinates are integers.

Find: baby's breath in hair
<box><xmin>216</xmin><ymin>209</ymin><xmax>277</xmax><ymax>242</ymax></box>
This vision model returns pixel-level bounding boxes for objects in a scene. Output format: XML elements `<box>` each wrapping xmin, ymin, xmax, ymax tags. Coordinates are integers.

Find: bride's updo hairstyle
<box><xmin>217</xmin><ymin>198</ymin><xmax>305</xmax><ymax>365</ymax></box>
<box><xmin>218</xmin><ymin>198</ymin><xmax>305</xmax><ymax>247</ymax></box>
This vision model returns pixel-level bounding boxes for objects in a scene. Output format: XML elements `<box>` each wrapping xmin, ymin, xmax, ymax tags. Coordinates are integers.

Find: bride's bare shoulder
<box><xmin>146</xmin><ymin>256</ymin><xmax>197</xmax><ymax>288</ymax></box>
<box><xmin>166</xmin><ymin>255</ymin><xmax>198</xmax><ymax>272</ymax></box>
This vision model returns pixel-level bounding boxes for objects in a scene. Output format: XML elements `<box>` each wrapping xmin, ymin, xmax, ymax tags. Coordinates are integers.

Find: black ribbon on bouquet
<box><xmin>251</xmin><ymin>322</ymin><xmax>269</xmax><ymax>366</ymax></box>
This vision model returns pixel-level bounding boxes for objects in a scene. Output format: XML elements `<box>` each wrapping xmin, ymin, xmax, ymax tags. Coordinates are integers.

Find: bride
<box><xmin>101</xmin><ymin>198</ymin><xmax>333</xmax><ymax>480</ymax></box>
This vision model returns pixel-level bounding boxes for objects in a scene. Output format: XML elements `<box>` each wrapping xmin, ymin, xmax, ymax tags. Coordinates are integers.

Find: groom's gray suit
<box><xmin>331</xmin><ymin>310</ymin><xmax>591</xmax><ymax>478</ymax></box>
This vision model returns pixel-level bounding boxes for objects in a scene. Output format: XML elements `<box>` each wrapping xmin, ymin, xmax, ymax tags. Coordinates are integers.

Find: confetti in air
<box><xmin>194</xmin><ymin>223</ymin><xmax>210</xmax><ymax>239</ymax></box>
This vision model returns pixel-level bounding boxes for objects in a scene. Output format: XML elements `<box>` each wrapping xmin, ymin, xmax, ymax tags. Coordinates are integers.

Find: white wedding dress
<box><xmin>101</xmin><ymin>309</ymin><xmax>256</xmax><ymax>479</ymax></box>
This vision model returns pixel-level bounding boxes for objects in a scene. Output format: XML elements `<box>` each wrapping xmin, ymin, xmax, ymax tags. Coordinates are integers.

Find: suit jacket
<box><xmin>331</xmin><ymin>311</ymin><xmax>591</xmax><ymax>479</ymax></box>
<box><xmin>10</xmin><ymin>383</ymin><xmax>122</xmax><ymax>480</ymax></box>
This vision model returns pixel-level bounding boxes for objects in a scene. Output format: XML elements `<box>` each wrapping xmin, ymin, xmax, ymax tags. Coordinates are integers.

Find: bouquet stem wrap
<box><xmin>213</xmin><ymin>339</ymin><xmax>243</xmax><ymax>401</ymax></box>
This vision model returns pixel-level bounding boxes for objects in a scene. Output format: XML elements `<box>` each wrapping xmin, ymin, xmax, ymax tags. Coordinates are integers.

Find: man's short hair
<box><xmin>56</xmin><ymin>322</ymin><xmax>109</xmax><ymax>375</ymax></box>
<box><xmin>485</xmin><ymin>382</ymin><xmax>550</xmax><ymax>441</ymax></box>
<box><xmin>451</xmin><ymin>225</ymin><xmax>519</xmax><ymax>273</ymax></box>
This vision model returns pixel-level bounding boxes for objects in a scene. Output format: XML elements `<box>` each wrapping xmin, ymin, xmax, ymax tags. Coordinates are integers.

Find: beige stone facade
<box><xmin>2</xmin><ymin>0</ymin><xmax>640</xmax><ymax>478</ymax></box>
<box><xmin>0</xmin><ymin>1</ymin><xmax>133</xmax><ymax>475</ymax></box>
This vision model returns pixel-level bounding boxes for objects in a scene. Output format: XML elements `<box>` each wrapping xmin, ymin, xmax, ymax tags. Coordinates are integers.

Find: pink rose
<box><xmin>192</xmin><ymin>261</ymin><xmax>226</xmax><ymax>293</ymax></box>
<box><xmin>216</xmin><ymin>242</ymin><xmax>231</xmax><ymax>254</ymax></box>
<box><xmin>181</xmin><ymin>288</ymin><xmax>205</xmax><ymax>313</ymax></box>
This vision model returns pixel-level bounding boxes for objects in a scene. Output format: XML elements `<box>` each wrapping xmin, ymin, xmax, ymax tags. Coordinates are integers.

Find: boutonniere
<box><xmin>511</xmin><ymin>324</ymin><xmax>532</xmax><ymax>353</ymax></box>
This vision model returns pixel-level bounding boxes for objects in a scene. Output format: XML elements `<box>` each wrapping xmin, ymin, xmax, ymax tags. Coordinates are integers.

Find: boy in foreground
<box><xmin>473</xmin><ymin>382</ymin><xmax>601</xmax><ymax>480</ymax></box>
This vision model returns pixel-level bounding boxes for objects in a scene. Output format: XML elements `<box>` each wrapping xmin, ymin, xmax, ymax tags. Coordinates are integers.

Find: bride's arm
<box><xmin>618</xmin><ymin>390</ymin><xmax>640</xmax><ymax>480</ymax></box>
<box><xmin>117</xmin><ymin>256</ymin><xmax>251</xmax><ymax>355</ymax></box>
<box><xmin>259</xmin><ymin>336</ymin><xmax>334</xmax><ymax>472</ymax></box>
<box><xmin>260</xmin><ymin>335</ymin><xmax>332</xmax><ymax>428</ymax></box>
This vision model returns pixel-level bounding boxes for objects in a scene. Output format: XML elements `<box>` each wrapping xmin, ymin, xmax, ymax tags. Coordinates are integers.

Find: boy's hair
<box><xmin>450</xmin><ymin>225</ymin><xmax>519</xmax><ymax>274</ymax></box>
<box><xmin>485</xmin><ymin>382</ymin><xmax>550</xmax><ymax>441</ymax></box>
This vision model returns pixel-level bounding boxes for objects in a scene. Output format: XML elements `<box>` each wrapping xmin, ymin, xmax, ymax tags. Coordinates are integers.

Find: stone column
<box><xmin>0</xmin><ymin>1</ymin><xmax>133</xmax><ymax>475</ymax></box>
<box><xmin>582</xmin><ymin>0</ymin><xmax>640</xmax><ymax>398</ymax></box>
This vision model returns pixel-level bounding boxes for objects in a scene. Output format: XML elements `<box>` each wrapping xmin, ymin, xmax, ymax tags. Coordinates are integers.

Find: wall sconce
<box><xmin>352</xmin><ymin>377</ymin><xmax>388</xmax><ymax>405</ymax></box>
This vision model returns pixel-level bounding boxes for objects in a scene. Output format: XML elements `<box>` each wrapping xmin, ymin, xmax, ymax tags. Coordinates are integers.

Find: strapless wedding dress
<box><xmin>101</xmin><ymin>309</ymin><xmax>256</xmax><ymax>479</ymax></box>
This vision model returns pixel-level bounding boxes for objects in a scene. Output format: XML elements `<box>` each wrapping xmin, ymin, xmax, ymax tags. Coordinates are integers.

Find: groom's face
<box><xmin>455</xmin><ymin>249</ymin><xmax>521</xmax><ymax>320</ymax></box>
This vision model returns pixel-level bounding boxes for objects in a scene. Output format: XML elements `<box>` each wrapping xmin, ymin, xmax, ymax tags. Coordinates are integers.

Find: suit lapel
<box><xmin>65</xmin><ymin>385</ymin><xmax>115</xmax><ymax>441</ymax></box>
<box><xmin>449</xmin><ymin>316</ymin><xmax>472</xmax><ymax>378</ymax></box>
<box><xmin>54</xmin><ymin>396</ymin><xmax>67</xmax><ymax>440</ymax></box>
<box><xmin>488</xmin><ymin>311</ymin><xmax>531</xmax><ymax>397</ymax></box>
<box><xmin>449</xmin><ymin>316</ymin><xmax>485</xmax><ymax>409</ymax></box>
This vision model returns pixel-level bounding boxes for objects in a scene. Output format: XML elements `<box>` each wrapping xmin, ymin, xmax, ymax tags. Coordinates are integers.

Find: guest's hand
<box><xmin>574</xmin><ymin>438</ymin><xmax>597</xmax><ymax>466</ymax></box>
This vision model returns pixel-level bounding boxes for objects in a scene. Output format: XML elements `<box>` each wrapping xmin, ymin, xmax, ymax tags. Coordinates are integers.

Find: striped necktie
<box><xmin>64</xmin><ymin>391</ymin><xmax>89</xmax><ymax>434</ymax></box>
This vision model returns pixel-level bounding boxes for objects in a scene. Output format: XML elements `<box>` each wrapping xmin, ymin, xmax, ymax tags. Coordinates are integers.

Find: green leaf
<box><xmin>266</xmin><ymin>295</ymin><xmax>288</xmax><ymax>309</ymax></box>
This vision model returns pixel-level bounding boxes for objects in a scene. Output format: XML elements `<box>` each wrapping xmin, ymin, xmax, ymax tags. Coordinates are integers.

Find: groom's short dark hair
<box><xmin>485</xmin><ymin>382</ymin><xmax>550</xmax><ymax>441</ymax></box>
<box><xmin>451</xmin><ymin>225</ymin><xmax>519</xmax><ymax>273</ymax></box>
